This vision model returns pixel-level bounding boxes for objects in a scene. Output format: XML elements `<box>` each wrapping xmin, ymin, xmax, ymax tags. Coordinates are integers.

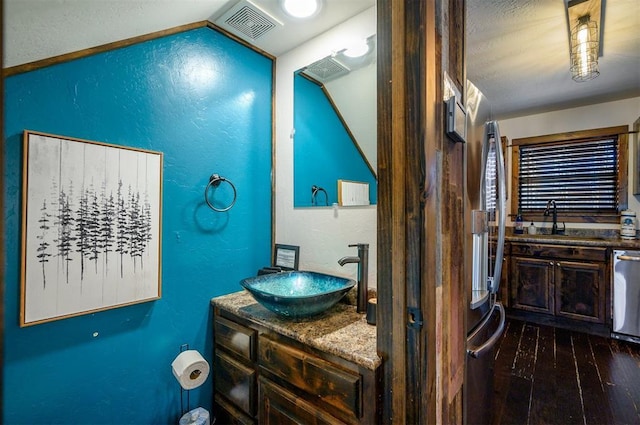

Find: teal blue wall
<box><xmin>3</xmin><ymin>27</ymin><xmax>272</xmax><ymax>424</ymax></box>
<box><xmin>293</xmin><ymin>73</ymin><xmax>377</xmax><ymax>207</ymax></box>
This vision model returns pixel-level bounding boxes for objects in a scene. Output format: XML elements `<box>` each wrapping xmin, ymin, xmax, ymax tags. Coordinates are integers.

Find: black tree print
<box><xmin>35</xmin><ymin>168</ymin><xmax>155</xmax><ymax>287</ymax></box>
<box><xmin>39</xmin><ymin>180</ymin><xmax>154</xmax><ymax>284</ymax></box>
<box><xmin>99</xmin><ymin>184</ymin><xmax>116</xmax><ymax>273</ymax></box>
<box><xmin>24</xmin><ymin>134</ymin><xmax>161</xmax><ymax>327</ymax></box>
<box><xmin>75</xmin><ymin>187</ymin><xmax>90</xmax><ymax>281</ymax></box>
<box><xmin>115</xmin><ymin>180</ymin><xmax>130</xmax><ymax>278</ymax></box>
<box><xmin>36</xmin><ymin>200</ymin><xmax>52</xmax><ymax>288</ymax></box>
<box><xmin>127</xmin><ymin>187</ymin><xmax>141</xmax><ymax>271</ymax></box>
<box><xmin>140</xmin><ymin>196</ymin><xmax>153</xmax><ymax>269</ymax></box>
<box><xmin>87</xmin><ymin>185</ymin><xmax>101</xmax><ymax>272</ymax></box>
<box><xmin>55</xmin><ymin>184</ymin><xmax>76</xmax><ymax>284</ymax></box>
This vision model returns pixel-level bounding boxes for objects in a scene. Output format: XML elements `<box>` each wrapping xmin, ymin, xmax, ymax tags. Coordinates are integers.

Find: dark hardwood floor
<box><xmin>492</xmin><ymin>319</ymin><xmax>640</xmax><ymax>425</ymax></box>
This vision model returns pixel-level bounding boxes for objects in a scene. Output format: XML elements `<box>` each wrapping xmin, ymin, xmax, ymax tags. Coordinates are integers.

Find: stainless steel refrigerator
<box><xmin>463</xmin><ymin>81</ymin><xmax>507</xmax><ymax>425</ymax></box>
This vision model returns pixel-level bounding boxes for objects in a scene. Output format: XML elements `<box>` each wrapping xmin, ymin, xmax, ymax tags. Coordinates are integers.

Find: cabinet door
<box><xmin>555</xmin><ymin>260</ymin><xmax>606</xmax><ymax>323</ymax></box>
<box><xmin>259</xmin><ymin>377</ymin><xmax>346</xmax><ymax>425</ymax></box>
<box><xmin>214</xmin><ymin>351</ymin><xmax>256</xmax><ymax>417</ymax></box>
<box><xmin>510</xmin><ymin>256</ymin><xmax>554</xmax><ymax>314</ymax></box>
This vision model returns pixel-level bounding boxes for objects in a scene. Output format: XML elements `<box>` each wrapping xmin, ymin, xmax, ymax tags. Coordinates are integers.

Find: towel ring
<box><xmin>204</xmin><ymin>174</ymin><xmax>237</xmax><ymax>212</ymax></box>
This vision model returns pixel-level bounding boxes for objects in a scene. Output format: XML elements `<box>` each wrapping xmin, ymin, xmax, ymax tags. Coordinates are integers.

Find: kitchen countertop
<box><xmin>211</xmin><ymin>290</ymin><xmax>381</xmax><ymax>371</ymax></box>
<box><xmin>506</xmin><ymin>233</ymin><xmax>640</xmax><ymax>249</ymax></box>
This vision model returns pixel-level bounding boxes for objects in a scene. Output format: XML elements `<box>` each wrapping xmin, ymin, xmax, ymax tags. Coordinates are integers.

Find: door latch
<box><xmin>407</xmin><ymin>307</ymin><xmax>423</xmax><ymax>329</ymax></box>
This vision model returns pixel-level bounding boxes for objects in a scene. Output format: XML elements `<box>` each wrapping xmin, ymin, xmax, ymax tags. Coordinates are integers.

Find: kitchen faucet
<box><xmin>338</xmin><ymin>243</ymin><xmax>369</xmax><ymax>313</ymax></box>
<box><xmin>543</xmin><ymin>200</ymin><xmax>565</xmax><ymax>235</ymax></box>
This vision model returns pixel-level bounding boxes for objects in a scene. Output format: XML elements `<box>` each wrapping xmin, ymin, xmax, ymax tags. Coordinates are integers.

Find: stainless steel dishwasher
<box><xmin>612</xmin><ymin>250</ymin><xmax>640</xmax><ymax>344</ymax></box>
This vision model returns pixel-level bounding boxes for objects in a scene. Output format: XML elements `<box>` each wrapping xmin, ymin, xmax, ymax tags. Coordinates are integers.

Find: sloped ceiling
<box><xmin>3</xmin><ymin>0</ymin><xmax>375</xmax><ymax>66</ymax></box>
<box><xmin>3</xmin><ymin>0</ymin><xmax>639</xmax><ymax>119</ymax></box>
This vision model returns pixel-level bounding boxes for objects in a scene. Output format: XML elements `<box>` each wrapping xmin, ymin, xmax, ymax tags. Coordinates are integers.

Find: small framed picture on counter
<box><xmin>273</xmin><ymin>244</ymin><xmax>299</xmax><ymax>270</ymax></box>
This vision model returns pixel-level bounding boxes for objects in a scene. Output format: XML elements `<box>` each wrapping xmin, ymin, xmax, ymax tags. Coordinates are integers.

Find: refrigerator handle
<box><xmin>467</xmin><ymin>302</ymin><xmax>506</xmax><ymax>358</ymax></box>
<box><xmin>491</xmin><ymin>122</ymin><xmax>506</xmax><ymax>294</ymax></box>
<box><xmin>617</xmin><ymin>255</ymin><xmax>640</xmax><ymax>262</ymax></box>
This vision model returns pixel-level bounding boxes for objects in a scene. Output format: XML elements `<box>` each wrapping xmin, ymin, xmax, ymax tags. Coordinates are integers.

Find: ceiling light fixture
<box><xmin>343</xmin><ymin>39</ymin><xmax>369</xmax><ymax>58</ymax></box>
<box><xmin>566</xmin><ymin>0</ymin><xmax>603</xmax><ymax>82</ymax></box>
<box><xmin>281</xmin><ymin>0</ymin><xmax>321</xmax><ymax>19</ymax></box>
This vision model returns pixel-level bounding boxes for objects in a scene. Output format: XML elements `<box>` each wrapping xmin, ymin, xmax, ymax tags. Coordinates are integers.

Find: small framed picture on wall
<box><xmin>273</xmin><ymin>244</ymin><xmax>300</xmax><ymax>271</ymax></box>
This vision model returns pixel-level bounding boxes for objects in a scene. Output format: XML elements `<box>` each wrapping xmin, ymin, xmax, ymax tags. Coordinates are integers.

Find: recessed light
<box><xmin>281</xmin><ymin>0</ymin><xmax>321</xmax><ymax>19</ymax></box>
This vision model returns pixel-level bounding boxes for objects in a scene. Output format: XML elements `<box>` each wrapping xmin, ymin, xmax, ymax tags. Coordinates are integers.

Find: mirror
<box><xmin>293</xmin><ymin>35</ymin><xmax>377</xmax><ymax>207</ymax></box>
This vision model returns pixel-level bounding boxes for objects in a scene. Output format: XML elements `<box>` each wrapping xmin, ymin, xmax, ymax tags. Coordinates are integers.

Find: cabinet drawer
<box><xmin>214</xmin><ymin>393</ymin><xmax>256</xmax><ymax>425</ymax></box>
<box><xmin>258</xmin><ymin>335</ymin><xmax>361</xmax><ymax>420</ymax></box>
<box><xmin>259</xmin><ymin>377</ymin><xmax>345</xmax><ymax>425</ymax></box>
<box><xmin>215</xmin><ymin>315</ymin><xmax>256</xmax><ymax>362</ymax></box>
<box><xmin>215</xmin><ymin>352</ymin><xmax>256</xmax><ymax>417</ymax></box>
<box><xmin>511</xmin><ymin>243</ymin><xmax>607</xmax><ymax>262</ymax></box>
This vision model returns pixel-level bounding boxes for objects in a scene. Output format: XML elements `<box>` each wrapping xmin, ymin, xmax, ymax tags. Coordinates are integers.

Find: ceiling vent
<box><xmin>303</xmin><ymin>57</ymin><xmax>350</xmax><ymax>83</ymax></box>
<box><xmin>214</xmin><ymin>0</ymin><xmax>283</xmax><ymax>41</ymax></box>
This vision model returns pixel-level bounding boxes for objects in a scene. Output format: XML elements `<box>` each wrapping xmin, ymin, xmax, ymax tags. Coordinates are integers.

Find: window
<box><xmin>511</xmin><ymin>125</ymin><xmax>628</xmax><ymax>223</ymax></box>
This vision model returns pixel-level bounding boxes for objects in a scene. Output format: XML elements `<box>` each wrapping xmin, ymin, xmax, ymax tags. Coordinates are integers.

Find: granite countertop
<box><xmin>505</xmin><ymin>234</ymin><xmax>640</xmax><ymax>249</ymax></box>
<box><xmin>506</xmin><ymin>229</ymin><xmax>640</xmax><ymax>249</ymax></box>
<box><xmin>211</xmin><ymin>290</ymin><xmax>381</xmax><ymax>371</ymax></box>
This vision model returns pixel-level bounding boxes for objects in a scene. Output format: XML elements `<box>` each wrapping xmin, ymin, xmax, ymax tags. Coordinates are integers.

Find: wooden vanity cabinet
<box><xmin>509</xmin><ymin>243</ymin><xmax>608</xmax><ymax>326</ymax></box>
<box><xmin>259</xmin><ymin>377</ymin><xmax>344</xmax><ymax>425</ymax></box>
<box><xmin>213</xmin><ymin>314</ymin><xmax>257</xmax><ymax>424</ymax></box>
<box><xmin>212</xmin><ymin>308</ymin><xmax>379</xmax><ymax>425</ymax></box>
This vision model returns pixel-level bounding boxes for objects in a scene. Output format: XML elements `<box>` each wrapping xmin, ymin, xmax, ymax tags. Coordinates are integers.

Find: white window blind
<box><xmin>518</xmin><ymin>138</ymin><xmax>619</xmax><ymax>212</ymax></box>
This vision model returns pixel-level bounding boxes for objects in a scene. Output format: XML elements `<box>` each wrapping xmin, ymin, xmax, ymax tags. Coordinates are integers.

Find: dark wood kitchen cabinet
<box><xmin>554</xmin><ymin>260</ymin><xmax>606</xmax><ymax>323</ymax></box>
<box><xmin>509</xmin><ymin>243</ymin><xmax>608</xmax><ymax>329</ymax></box>
<box><xmin>510</xmin><ymin>256</ymin><xmax>554</xmax><ymax>314</ymax></box>
<box><xmin>212</xmin><ymin>307</ymin><xmax>379</xmax><ymax>425</ymax></box>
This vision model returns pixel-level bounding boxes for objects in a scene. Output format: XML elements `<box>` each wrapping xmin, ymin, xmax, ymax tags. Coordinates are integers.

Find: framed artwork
<box><xmin>273</xmin><ymin>244</ymin><xmax>300</xmax><ymax>271</ymax></box>
<box><xmin>20</xmin><ymin>130</ymin><xmax>163</xmax><ymax>326</ymax></box>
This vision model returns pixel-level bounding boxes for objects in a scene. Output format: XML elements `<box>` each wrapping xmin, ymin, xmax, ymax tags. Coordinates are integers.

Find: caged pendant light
<box><xmin>570</xmin><ymin>15</ymin><xmax>600</xmax><ymax>82</ymax></box>
<box><xmin>566</xmin><ymin>0</ymin><xmax>604</xmax><ymax>82</ymax></box>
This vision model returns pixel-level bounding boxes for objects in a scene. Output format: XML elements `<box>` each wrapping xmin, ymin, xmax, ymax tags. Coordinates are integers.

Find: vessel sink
<box><xmin>240</xmin><ymin>271</ymin><xmax>356</xmax><ymax>319</ymax></box>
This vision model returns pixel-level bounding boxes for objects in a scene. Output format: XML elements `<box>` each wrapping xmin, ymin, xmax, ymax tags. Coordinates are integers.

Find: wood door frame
<box><xmin>377</xmin><ymin>0</ymin><xmax>466</xmax><ymax>423</ymax></box>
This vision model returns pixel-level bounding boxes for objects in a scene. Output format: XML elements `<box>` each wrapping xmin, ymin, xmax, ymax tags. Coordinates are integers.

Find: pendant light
<box><xmin>566</xmin><ymin>0</ymin><xmax>603</xmax><ymax>82</ymax></box>
<box><xmin>570</xmin><ymin>15</ymin><xmax>600</xmax><ymax>82</ymax></box>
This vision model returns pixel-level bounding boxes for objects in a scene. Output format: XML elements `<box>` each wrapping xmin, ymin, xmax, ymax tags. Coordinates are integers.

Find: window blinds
<box><xmin>518</xmin><ymin>138</ymin><xmax>619</xmax><ymax>212</ymax></box>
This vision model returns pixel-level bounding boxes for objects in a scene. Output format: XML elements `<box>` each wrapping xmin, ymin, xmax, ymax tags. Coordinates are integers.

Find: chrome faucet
<box><xmin>543</xmin><ymin>200</ymin><xmax>565</xmax><ymax>235</ymax></box>
<box><xmin>338</xmin><ymin>243</ymin><xmax>369</xmax><ymax>313</ymax></box>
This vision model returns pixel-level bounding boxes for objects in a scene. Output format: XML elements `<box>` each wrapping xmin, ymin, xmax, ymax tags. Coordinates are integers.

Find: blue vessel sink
<box><xmin>240</xmin><ymin>271</ymin><xmax>356</xmax><ymax>319</ymax></box>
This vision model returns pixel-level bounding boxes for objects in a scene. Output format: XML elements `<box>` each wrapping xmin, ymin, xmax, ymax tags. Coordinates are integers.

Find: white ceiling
<box><xmin>467</xmin><ymin>0</ymin><xmax>640</xmax><ymax>119</ymax></box>
<box><xmin>4</xmin><ymin>0</ymin><xmax>639</xmax><ymax>120</ymax></box>
<box><xmin>3</xmin><ymin>0</ymin><xmax>375</xmax><ymax>65</ymax></box>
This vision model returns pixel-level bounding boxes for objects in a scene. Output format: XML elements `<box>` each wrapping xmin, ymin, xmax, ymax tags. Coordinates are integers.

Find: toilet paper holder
<box><xmin>172</xmin><ymin>344</ymin><xmax>210</xmax><ymax>418</ymax></box>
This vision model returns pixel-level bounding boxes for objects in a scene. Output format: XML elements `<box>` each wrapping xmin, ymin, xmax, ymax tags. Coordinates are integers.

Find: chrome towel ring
<box><xmin>204</xmin><ymin>174</ymin><xmax>237</xmax><ymax>212</ymax></box>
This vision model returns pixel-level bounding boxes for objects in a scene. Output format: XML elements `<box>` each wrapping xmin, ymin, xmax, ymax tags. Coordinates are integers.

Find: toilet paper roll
<box><xmin>179</xmin><ymin>407</ymin><xmax>210</xmax><ymax>425</ymax></box>
<box><xmin>171</xmin><ymin>350</ymin><xmax>210</xmax><ymax>390</ymax></box>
